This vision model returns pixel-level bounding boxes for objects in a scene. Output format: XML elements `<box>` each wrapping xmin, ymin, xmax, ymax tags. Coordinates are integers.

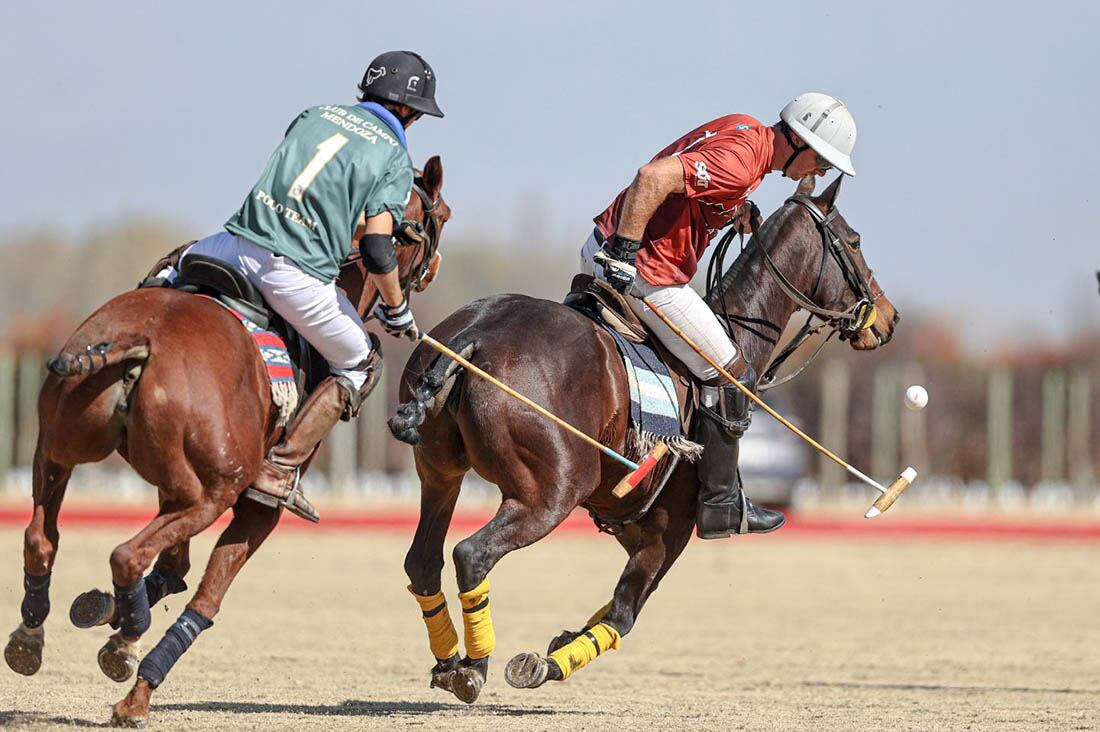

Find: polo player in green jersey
<box><xmin>180</xmin><ymin>51</ymin><xmax>443</xmax><ymax>522</ymax></box>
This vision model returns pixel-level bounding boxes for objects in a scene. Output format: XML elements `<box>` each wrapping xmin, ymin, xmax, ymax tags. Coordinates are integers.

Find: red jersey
<box><xmin>594</xmin><ymin>114</ymin><xmax>774</xmax><ymax>286</ymax></box>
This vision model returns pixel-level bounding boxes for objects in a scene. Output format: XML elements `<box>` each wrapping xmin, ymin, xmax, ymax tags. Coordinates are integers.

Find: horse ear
<box><xmin>816</xmin><ymin>175</ymin><xmax>844</xmax><ymax>211</ymax></box>
<box><xmin>421</xmin><ymin>155</ymin><xmax>443</xmax><ymax>199</ymax></box>
<box><xmin>796</xmin><ymin>175</ymin><xmax>816</xmax><ymax>196</ymax></box>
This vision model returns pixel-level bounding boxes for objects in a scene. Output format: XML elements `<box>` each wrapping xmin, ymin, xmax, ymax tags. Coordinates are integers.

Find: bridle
<box><xmin>706</xmin><ymin>191</ymin><xmax>882</xmax><ymax>392</ymax></box>
<box><xmin>339</xmin><ymin>175</ymin><xmax>443</xmax><ymax>319</ymax></box>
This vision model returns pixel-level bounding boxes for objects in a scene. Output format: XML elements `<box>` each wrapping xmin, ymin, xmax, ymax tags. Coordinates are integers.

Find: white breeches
<box><xmin>182</xmin><ymin>232</ymin><xmax>373</xmax><ymax>388</ymax></box>
<box><xmin>580</xmin><ymin>231</ymin><xmax>738</xmax><ymax>385</ymax></box>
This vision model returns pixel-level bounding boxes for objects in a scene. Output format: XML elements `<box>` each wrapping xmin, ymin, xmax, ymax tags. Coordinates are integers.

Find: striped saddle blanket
<box><xmin>570</xmin><ymin>306</ymin><xmax>702</xmax><ymax>461</ymax></box>
<box><xmin>200</xmin><ymin>295</ymin><xmax>298</xmax><ymax>426</ymax></box>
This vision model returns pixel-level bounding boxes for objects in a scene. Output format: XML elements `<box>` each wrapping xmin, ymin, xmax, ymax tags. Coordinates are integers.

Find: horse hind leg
<box><xmin>5</xmin><ymin>448</ymin><xmax>72</xmax><ymax>676</ymax></box>
<box><xmin>69</xmin><ymin>540</ymin><xmax>191</xmax><ymax>630</ymax></box>
<box><xmin>112</xmin><ymin>499</ymin><xmax>279</xmax><ymax>728</ymax></box>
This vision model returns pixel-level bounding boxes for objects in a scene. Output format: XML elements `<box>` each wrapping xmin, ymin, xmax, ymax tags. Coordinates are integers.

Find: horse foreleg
<box><xmin>111</xmin><ymin>499</ymin><xmax>279</xmax><ymax>728</ymax></box>
<box><xmin>5</xmin><ymin>448</ymin><xmax>71</xmax><ymax>676</ymax></box>
<box><xmin>404</xmin><ymin>464</ymin><xmax>463</xmax><ymax>694</ymax></box>
<box><xmin>505</xmin><ymin>498</ymin><xmax>696</xmax><ymax>690</ymax></box>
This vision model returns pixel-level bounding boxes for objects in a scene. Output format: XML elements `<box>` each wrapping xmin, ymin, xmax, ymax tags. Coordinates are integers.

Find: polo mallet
<box><xmin>419</xmin><ymin>334</ymin><xmax>668</xmax><ymax>497</ymax></box>
<box><xmin>642</xmin><ymin>298</ymin><xmax>916</xmax><ymax>518</ymax></box>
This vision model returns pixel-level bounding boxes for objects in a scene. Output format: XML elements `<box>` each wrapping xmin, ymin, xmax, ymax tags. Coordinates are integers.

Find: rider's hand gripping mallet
<box><xmin>418</xmin><ymin>334</ymin><xmax>668</xmax><ymax>497</ymax></box>
<box><xmin>641</xmin><ymin>298</ymin><xmax>916</xmax><ymax>518</ymax></box>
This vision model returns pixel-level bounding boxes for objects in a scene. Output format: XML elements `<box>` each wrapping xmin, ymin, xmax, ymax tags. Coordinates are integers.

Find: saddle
<box><xmin>140</xmin><ymin>247</ymin><xmax>328</xmax><ymax>400</ymax></box>
<box><xmin>564</xmin><ymin>274</ymin><xmax>698</xmax><ymax>436</ymax></box>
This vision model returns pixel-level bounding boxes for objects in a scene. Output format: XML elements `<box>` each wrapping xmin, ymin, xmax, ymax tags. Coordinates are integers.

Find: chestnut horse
<box><xmin>389</xmin><ymin>176</ymin><xmax>899</xmax><ymax>703</ymax></box>
<box><xmin>5</xmin><ymin>157</ymin><xmax>449</xmax><ymax>727</ymax></box>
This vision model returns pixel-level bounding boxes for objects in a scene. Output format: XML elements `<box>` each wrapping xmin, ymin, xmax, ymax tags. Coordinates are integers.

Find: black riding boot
<box><xmin>695</xmin><ymin>367</ymin><xmax>786</xmax><ymax>539</ymax></box>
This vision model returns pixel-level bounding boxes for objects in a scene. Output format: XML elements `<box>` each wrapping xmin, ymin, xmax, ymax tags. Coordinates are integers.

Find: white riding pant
<box><xmin>180</xmin><ymin>232</ymin><xmax>372</xmax><ymax>389</ymax></box>
<box><xmin>580</xmin><ymin>231</ymin><xmax>737</xmax><ymax>398</ymax></box>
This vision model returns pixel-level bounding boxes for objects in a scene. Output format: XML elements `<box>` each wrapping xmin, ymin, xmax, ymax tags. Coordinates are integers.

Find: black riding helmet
<box><xmin>358</xmin><ymin>51</ymin><xmax>443</xmax><ymax>118</ymax></box>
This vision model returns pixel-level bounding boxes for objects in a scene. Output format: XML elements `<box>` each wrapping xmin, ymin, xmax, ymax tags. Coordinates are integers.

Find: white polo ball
<box><xmin>904</xmin><ymin>384</ymin><xmax>928</xmax><ymax>411</ymax></box>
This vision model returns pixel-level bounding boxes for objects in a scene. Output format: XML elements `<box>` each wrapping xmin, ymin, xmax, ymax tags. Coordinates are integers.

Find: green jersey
<box><xmin>225</xmin><ymin>104</ymin><xmax>413</xmax><ymax>282</ymax></box>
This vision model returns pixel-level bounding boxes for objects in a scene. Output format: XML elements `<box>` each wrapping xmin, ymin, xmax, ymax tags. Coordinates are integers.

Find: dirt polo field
<box><xmin>1</xmin><ymin>511</ymin><xmax>1097</xmax><ymax>731</ymax></box>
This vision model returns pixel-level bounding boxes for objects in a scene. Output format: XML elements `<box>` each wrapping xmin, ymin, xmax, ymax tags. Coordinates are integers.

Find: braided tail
<box><xmin>388</xmin><ymin>338</ymin><xmax>474</xmax><ymax>445</ymax></box>
<box><xmin>46</xmin><ymin>338</ymin><xmax>150</xmax><ymax>378</ymax></box>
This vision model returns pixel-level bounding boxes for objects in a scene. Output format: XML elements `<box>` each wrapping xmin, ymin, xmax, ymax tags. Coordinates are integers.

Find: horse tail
<box><xmin>46</xmin><ymin>336</ymin><xmax>151</xmax><ymax>378</ymax></box>
<box><xmin>388</xmin><ymin>334</ymin><xmax>476</xmax><ymax>445</ymax></box>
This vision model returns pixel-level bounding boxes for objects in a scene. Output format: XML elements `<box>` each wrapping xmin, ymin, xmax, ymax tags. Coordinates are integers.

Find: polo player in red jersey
<box><xmin>581</xmin><ymin>93</ymin><xmax>858</xmax><ymax>539</ymax></box>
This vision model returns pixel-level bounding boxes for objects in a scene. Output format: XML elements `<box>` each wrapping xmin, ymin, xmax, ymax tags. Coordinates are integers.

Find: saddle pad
<box><xmin>199</xmin><ymin>295</ymin><xmax>298</xmax><ymax>427</ymax></box>
<box><xmin>569</xmin><ymin>305</ymin><xmax>702</xmax><ymax>461</ymax></box>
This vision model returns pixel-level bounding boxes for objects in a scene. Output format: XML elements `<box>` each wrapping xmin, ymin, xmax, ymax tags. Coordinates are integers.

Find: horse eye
<box><xmin>849</xmin><ymin>237</ymin><xmax>861</xmax><ymax>250</ymax></box>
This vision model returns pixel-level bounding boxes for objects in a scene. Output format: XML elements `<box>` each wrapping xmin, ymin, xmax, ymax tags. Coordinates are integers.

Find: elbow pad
<box><xmin>359</xmin><ymin>233</ymin><xmax>398</xmax><ymax>274</ymax></box>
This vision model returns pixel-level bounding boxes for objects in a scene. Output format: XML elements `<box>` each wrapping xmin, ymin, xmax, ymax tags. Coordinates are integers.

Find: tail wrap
<box><xmin>47</xmin><ymin>340</ymin><xmax>150</xmax><ymax>378</ymax></box>
<box><xmin>388</xmin><ymin>339</ymin><xmax>474</xmax><ymax>445</ymax></box>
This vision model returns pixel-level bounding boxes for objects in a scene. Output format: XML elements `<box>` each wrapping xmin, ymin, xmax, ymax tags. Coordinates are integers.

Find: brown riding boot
<box><xmin>247</xmin><ymin>341</ymin><xmax>382</xmax><ymax>523</ymax></box>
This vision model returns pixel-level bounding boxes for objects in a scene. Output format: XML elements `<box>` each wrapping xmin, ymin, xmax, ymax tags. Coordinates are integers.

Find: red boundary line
<box><xmin>0</xmin><ymin>507</ymin><xmax>1098</xmax><ymax>541</ymax></box>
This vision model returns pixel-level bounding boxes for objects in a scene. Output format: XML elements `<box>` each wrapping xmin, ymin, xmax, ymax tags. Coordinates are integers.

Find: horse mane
<box><xmin>705</xmin><ymin>203</ymin><xmax>795</xmax><ymax>308</ymax></box>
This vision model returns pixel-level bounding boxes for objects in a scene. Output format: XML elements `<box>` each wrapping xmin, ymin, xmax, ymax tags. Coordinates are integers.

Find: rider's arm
<box><xmin>359</xmin><ymin>211</ymin><xmax>404</xmax><ymax>307</ymax></box>
<box><xmin>614</xmin><ymin>156</ymin><xmax>687</xmax><ymax>240</ymax></box>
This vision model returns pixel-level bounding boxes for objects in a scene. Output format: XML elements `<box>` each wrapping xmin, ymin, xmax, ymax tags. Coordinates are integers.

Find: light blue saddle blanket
<box><xmin>568</xmin><ymin>305</ymin><xmax>702</xmax><ymax>461</ymax></box>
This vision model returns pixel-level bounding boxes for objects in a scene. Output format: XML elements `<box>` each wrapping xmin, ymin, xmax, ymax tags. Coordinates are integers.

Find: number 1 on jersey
<box><xmin>288</xmin><ymin>133</ymin><xmax>349</xmax><ymax>202</ymax></box>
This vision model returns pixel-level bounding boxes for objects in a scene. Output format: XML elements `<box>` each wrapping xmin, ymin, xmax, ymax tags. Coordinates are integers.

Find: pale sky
<box><xmin>2</xmin><ymin>0</ymin><xmax>1099</xmax><ymax>345</ymax></box>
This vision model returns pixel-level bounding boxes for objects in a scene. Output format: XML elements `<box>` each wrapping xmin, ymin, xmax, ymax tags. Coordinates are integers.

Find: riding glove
<box><xmin>594</xmin><ymin>234</ymin><xmax>642</xmax><ymax>295</ymax></box>
<box><xmin>374</xmin><ymin>299</ymin><xmax>420</xmax><ymax>340</ymax></box>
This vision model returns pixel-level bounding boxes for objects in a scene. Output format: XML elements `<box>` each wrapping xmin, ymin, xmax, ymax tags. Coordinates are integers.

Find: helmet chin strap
<box><xmin>780</xmin><ymin>125</ymin><xmax>809</xmax><ymax>176</ymax></box>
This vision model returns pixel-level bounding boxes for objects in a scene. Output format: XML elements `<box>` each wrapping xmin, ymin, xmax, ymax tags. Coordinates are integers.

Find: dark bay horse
<box><xmin>389</xmin><ymin>176</ymin><xmax>899</xmax><ymax>703</ymax></box>
<box><xmin>5</xmin><ymin>157</ymin><xmax>449</xmax><ymax>727</ymax></box>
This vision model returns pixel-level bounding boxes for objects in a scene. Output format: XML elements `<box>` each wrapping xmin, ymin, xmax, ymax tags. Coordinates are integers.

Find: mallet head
<box><xmin>865</xmin><ymin>467</ymin><xmax>917</xmax><ymax>519</ymax></box>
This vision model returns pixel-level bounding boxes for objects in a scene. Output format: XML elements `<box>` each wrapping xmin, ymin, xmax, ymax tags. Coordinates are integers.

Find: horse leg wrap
<box><xmin>144</xmin><ymin>568</ymin><xmax>188</xmax><ymax>606</ymax></box>
<box><xmin>136</xmin><ymin>608</ymin><xmax>212</xmax><ymax>689</ymax></box>
<box><xmin>113</xmin><ymin>579</ymin><xmax>151</xmax><ymax>637</ymax></box>
<box><xmin>458</xmin><ymin>578</ymin><xmax>496</xmax><ymax>660</ymax></box>
<box><xmin>409</xmin><ymin>586</ymin><xmax>459</xmax><ymax>661</ymax></box>
<box><xmin>21</xmin><ymin>572</ymin><xmax>51</xmax><ymax>629</ymax></box>
<box><xmin>548</xmin><ymin>622</ymin><xmax>621</xmax><ymax>681</ymax></box>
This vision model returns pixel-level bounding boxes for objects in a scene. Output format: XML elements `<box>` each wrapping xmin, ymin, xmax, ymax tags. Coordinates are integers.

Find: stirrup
<box><xmin>243</xmin><ymin>471</ymin><xmax>320</xmax><ymax>523</ymax></box>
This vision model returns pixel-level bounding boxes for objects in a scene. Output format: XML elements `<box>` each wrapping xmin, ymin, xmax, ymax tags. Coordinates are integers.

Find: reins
<box><xmin>705</xmin><ymin>192</ymin><xmax>879</xmax><ymax>393</ymax></box>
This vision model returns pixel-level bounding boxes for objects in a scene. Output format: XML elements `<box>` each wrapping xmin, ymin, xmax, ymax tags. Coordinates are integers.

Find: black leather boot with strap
<box><xmin>694</xmin><ymin>366</ymin><xmax>787</xmax><ymax>539</ymax></box>
<box><xmin>246</xmin><ymin>335</ymin><xmax>383</xmax><ymax>523</ymax></box>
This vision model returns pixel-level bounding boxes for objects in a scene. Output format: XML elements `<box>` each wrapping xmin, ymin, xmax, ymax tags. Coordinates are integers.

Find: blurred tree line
<box><xmin>2</xmin><ymin>217</ymin><xmax>1098</xmax><ymax>488</ymax></box>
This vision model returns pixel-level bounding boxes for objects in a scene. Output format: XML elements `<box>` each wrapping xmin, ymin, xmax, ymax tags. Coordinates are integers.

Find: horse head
<box><xmin>337</xmin><ymin>155</ymin><xmax>451</xmax><ymax>317</ymax></box>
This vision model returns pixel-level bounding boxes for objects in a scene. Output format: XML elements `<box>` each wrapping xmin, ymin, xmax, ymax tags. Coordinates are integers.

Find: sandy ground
<box><xmin>0</xmin><ymin>524</ymin><xmax>1097</xmax><ymax>731</ymax></box>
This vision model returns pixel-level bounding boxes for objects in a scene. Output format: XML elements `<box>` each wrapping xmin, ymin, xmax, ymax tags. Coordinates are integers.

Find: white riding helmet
<box><xmin>780</xmin><ymin>92</ymin><xmax>857</xmax><ymax>176</ymax></box>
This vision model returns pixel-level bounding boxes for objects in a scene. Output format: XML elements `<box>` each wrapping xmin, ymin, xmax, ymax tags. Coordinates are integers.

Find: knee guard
<box><xmin>700</xmin><ymin>364</ymin><xmax>757</xmax><ymax>438</ymax></box>
<box><xmin>338</xmin><ymin>333</ymin><xmax>384</xmax><ymax>421</ymax></box>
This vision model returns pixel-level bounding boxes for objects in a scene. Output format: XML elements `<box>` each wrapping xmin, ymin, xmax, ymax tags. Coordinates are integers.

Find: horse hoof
<box><xmin>505</xmin><ymin>652</ymin><xmax>549</xmax><ymax>689</ymax></box>
<box><xmin>110</xmin><ymin>709</ymin><xmax>148</xmax><ymax>729</ymax></box>
<box><xmin>451</xmin><ymin>665</ymin><xmax>485</xmax><ymax>704</ymax></box>
<box><xmin>5</xmin><ymin>624</ymin><xmax>44</xmax><ymax>676</ymax></box>
<box><xmin>98</xmin><ymin>632</ymin><xmax>140</xmax><ymax>683</ymax></box>
<box><xmin>70</xmin><ymin>589</ymin><xmax>116</xmax><ymax>629</ymax></box>
<box><xmin>547</xmin><ymin>629</ymin><xmax>580</xmax><ymax>655</ymax></box>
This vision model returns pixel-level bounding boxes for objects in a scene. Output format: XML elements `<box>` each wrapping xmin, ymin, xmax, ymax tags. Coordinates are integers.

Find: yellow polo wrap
<box><xmin>408</xmin><ymin>586</ymin><xmax>459</xmax><ymax>661</ymax></box>
<box><xmin>548</xmin><ymin>622</ymin><xmax>621</xmax><ymax>681</ymax></box>
<box><xmin>458</xmin><ymin>578</ymin><xmax>496</xmax><ymax>659</ymax></box>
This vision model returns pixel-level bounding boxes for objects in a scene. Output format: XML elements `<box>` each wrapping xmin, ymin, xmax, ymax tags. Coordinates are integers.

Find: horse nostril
<box><xmin>892</xmin><ymin>311</ymin><xmax>901</xmax><ymax>326</ymax></box>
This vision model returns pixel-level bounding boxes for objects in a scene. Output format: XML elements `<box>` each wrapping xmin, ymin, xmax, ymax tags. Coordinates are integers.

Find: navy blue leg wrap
<box><xmin>114</xmin><ymin>578</ymin><xmax>151</xmax><ymax>637</ymax></box>
<box><xmin>137</xmin><ymin>609</ymin><xmax>212</xmax><ymax>689</ymax></box>
<box><xmin>21</xmin><ymin>572</ymin><xmax>51</xmax><ymax>628</ymax></box>
<box><xmin>144</xmin><ymin>568</ymin><xmax>188</xmax><ymax>606</ymax></box>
